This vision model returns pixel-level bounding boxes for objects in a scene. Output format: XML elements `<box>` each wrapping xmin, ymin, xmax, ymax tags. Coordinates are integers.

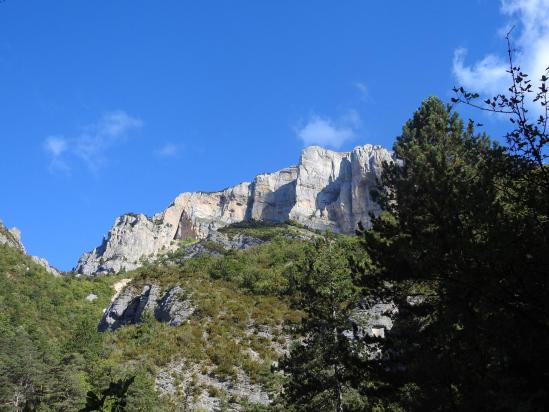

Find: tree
<box><xmin>358</xmin><ymin>93</ymin><xmax>549</xmax><ymax>410</ymax></box>
<box><xmin>0</xmin><ymin>329</ymin><xmax>47</xmax><ymax>411</ymax></box>
<box><xmin>81</xmin><ymin>376</ymin><xmax>135</xmax><ymax>412</ymax></box>
<box><xmin>279</xmin><ymin>235</ymin><xmax>372</xmax><ymax>412</ymax></box>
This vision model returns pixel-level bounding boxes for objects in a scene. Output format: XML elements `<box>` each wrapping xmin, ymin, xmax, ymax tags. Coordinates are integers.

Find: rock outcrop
<box><xmin>156</xmin><ymin>361</ymin><xmax>271</xmax><ymax>410</ymax></box>
<box><xmin>1</xmin><ymin>220</ymin><xmax>61</xmax><ymax>276</ymax></box>
<box><xmin>0</xmin><ymin>220</ymin><xmax>25</xmax><ymax>252</ymax></box>
<box><xmin>98</xmin><ymin>283</ymin><xmax>194</xmax><ymax>332</ymax></box>
<box><xmin>76</xmin><ymin>144</ymin><xmax>393</xmax><ymax>275</ymax></box>
<box><xmin>349</xmin><ymin>300</ymin><xmax>399</xmax><ymax>340</ymax></box>
<box><xmin>173</xmin><ymin>231</ymin><xmax>264</xmax><ymax>261</ymax></box>
<box><xmin>30</xmin><ymin>255</ymin><xmax>61</xmax><ymax>276</ymax></box>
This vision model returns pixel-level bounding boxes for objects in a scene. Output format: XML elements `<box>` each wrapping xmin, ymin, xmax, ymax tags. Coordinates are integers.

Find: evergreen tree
<box><xmin>359</xmin><ymin>96</ymin><xmax>549</xmax><ymax>410</ymax></box>
<box><xmin>279</xmin><ymin>236</ymin><xmax>371</xmax><ymax>412</ymax></box>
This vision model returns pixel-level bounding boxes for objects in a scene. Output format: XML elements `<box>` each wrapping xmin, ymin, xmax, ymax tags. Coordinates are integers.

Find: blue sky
<box><xmin>1</xmin><ymin>0</ymin><xmax>547</xmax><ymax>270</ymax></box>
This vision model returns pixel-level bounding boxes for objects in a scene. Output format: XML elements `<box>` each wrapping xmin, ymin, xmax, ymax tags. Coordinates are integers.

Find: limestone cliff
<box><xmin>75</xmin><ymin>144</ymin><xmax>392</xmax><ymax>275</ymax></box>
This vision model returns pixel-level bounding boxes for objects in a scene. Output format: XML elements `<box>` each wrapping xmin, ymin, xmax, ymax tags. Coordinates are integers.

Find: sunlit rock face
<box><xmin>75</xmin><ymin>144</ymin><xmax>393</xmax><ymax>275</ymax></box>
<box><xmin>289</xmin><ymin>144</ymin><xmax>391</xmax><ymax>233</ymax></box>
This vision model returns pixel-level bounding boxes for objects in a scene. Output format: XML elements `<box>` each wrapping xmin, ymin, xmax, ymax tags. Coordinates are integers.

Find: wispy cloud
<box><xmin>43</xmin><ymin>111</ymin><xmax>143</xmax><ymax>173</ymax></box>
<box><xmin>44</xmin><ymin>136</ymin><xmax>68</xmax><ymax>157</ymax></box>
<box><xmin>354</xmin><ymin>82</ymin><xmax>368</xmax><ymax>101</ymax></box>
<box><xmin>155</xmin><ymin>143</ymin><xmax>181</xmax><ymax>158</ymax></box>
<box><xmin>453</xmin><ymin>0</ymin><xmax>549</xmax><ymax>99</ymax></box>
<box><xmin>44</xmin><ymin>136</ymin><xmax>70</xmax><ymax>173</ymax></box>
<box><xmin>97</xmin><ymin>111</ymin><xmax>143</xmax><ymax>138</ymax></box>
<box><xmin>296</xmin><ymin>110</ymin><xmax>361</xmax><ymax>149</ymax></box>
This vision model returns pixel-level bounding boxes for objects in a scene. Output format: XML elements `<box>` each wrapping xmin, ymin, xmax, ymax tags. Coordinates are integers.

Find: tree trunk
<box><xmin>333</xmin><ymin>304</ymin><xmax>343</xmax><ymax>412</ymax></box>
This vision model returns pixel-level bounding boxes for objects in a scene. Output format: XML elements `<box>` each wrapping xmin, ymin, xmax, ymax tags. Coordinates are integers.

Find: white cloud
<box><xmin>43</xmin><ymin>111</ymin><xmax>143</xmax><ymax>173</ymax></box>
<box><xmin>44</xmin><ymin>136</ymin><xmax>67</xmax><ymax>157</ymax></box>
<box><xmin>155</xmin><ymin>143</ymin><xmax>181</xmax><ymax>158</ymax></box>
<box><xmin>453</xmin><ymin>0</ymin><xmax>549</xmax><ymax>98</ymax></box>
<box><xmin>296</xmin><ymin>111</ymin><xmax>361</xmax><ymax>148</ymax></box>
<box><xmin>44</xmin><ymin>136</ymin><xmax>70</xmax><ymax>173</ymax></box>
<box><xmin>452</xmin><ymin>49</ymin><xmax>508</xmax><ymax>95</ymax></box>
<box><xmin>99</xmin><ymin>111</ymin><xmax>143</xmax><ymax>138</ymax></box>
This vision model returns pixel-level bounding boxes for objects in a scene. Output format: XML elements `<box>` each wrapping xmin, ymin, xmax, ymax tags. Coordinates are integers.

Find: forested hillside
<box><xmin>0</xmin><ymin>222</ymin><xmax>334</xmax><ymax>410</ymax></box>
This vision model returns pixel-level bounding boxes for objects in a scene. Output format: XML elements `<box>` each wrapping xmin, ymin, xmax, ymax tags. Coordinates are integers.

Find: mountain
<box><xmin>75</xmin><ymin>144</ymin><xmax>392</xmax><ymax>275</ymax></box>
<box><xmin>0</xmin><ymin>143</ymin><xmax>394</xmax><ymax>409</ymax></box>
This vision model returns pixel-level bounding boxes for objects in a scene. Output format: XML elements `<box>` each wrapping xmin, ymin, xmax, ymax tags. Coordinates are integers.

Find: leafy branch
<box><xmin>451</xmin><ymin>28</ymin><xmax>549</xmax><ymax>169</ymax></box>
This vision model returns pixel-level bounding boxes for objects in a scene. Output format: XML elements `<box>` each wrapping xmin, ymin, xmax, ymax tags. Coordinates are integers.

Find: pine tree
<box><xmin>279</xmin><ymin>236</ymin><xmax>371</xmax><ymax>412</ymax></box>
<box><xmin>359</xmin><ymin>96</ymin><xmax>549</xmax><ymax>410</ymax></box>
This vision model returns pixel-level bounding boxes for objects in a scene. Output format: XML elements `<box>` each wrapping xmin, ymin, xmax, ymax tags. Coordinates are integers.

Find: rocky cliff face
<box><xmin>75</xmin><ymin>144</ymin><xmax>392</xmax><ymax>275</ymax></box>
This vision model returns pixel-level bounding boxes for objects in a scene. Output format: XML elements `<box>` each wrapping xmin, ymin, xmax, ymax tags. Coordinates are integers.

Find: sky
<box><xmin>0</xmin><ymin>0</ymin><xmax>547</xmax><ymax>270</ymax></box>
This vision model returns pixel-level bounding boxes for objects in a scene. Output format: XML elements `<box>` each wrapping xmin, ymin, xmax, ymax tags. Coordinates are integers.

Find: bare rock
<box><xmin>98</xmin><ymin>283</ymin><xmax>194</xmax><ymax>332</ymax></box>
<box><xmin>154</xmin><ymin>286</ymin><xmax>194</xmax><ymax>327</ymax></box>
<box><xmin>156</xmin><ymin>361</ymin><xmax>271</xmax><ymax>410</ymax></box>
<box><xmin>350</xmin><ymin>301</ymin><xmax>399</xmax><ymax>339</ymax></box>
<box><xmin>0</xmin><ymin>221</ymin><xmax>25</xmax><ymax>252</ymax></box>
<box><xmin>31</xmin><ymin>255</ymin><xmax>61</xmax><ymax>276</ymax></box>
<box><xmin>85</xmin><ymin>293</ymin><xmax>98</xmax><ymax>302</ymax></box>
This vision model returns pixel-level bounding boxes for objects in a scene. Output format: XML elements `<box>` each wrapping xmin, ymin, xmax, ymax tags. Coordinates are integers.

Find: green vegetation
<box><xmin>161</xmin><ymin>229</ymin><xmax>313</xmax><ymax>296</ymax></box>
<box><xmin>355</xmin><ymin>95</ymin><xmax>548</xmax><ymax>410</ymax></box>
<box><xmin>218</xmin><ymin>219</ymin><xmax>317</xmax><ymax>241</ymax></box>
<box><xmin>0</xmin><ymin>232</ymin><xmax>313</xmax><ymax>411</ymax></box>
<box><xmin>0</xmin><ymin>243</ymin><xmax>132</xmax><ymax>411</ymax></box>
